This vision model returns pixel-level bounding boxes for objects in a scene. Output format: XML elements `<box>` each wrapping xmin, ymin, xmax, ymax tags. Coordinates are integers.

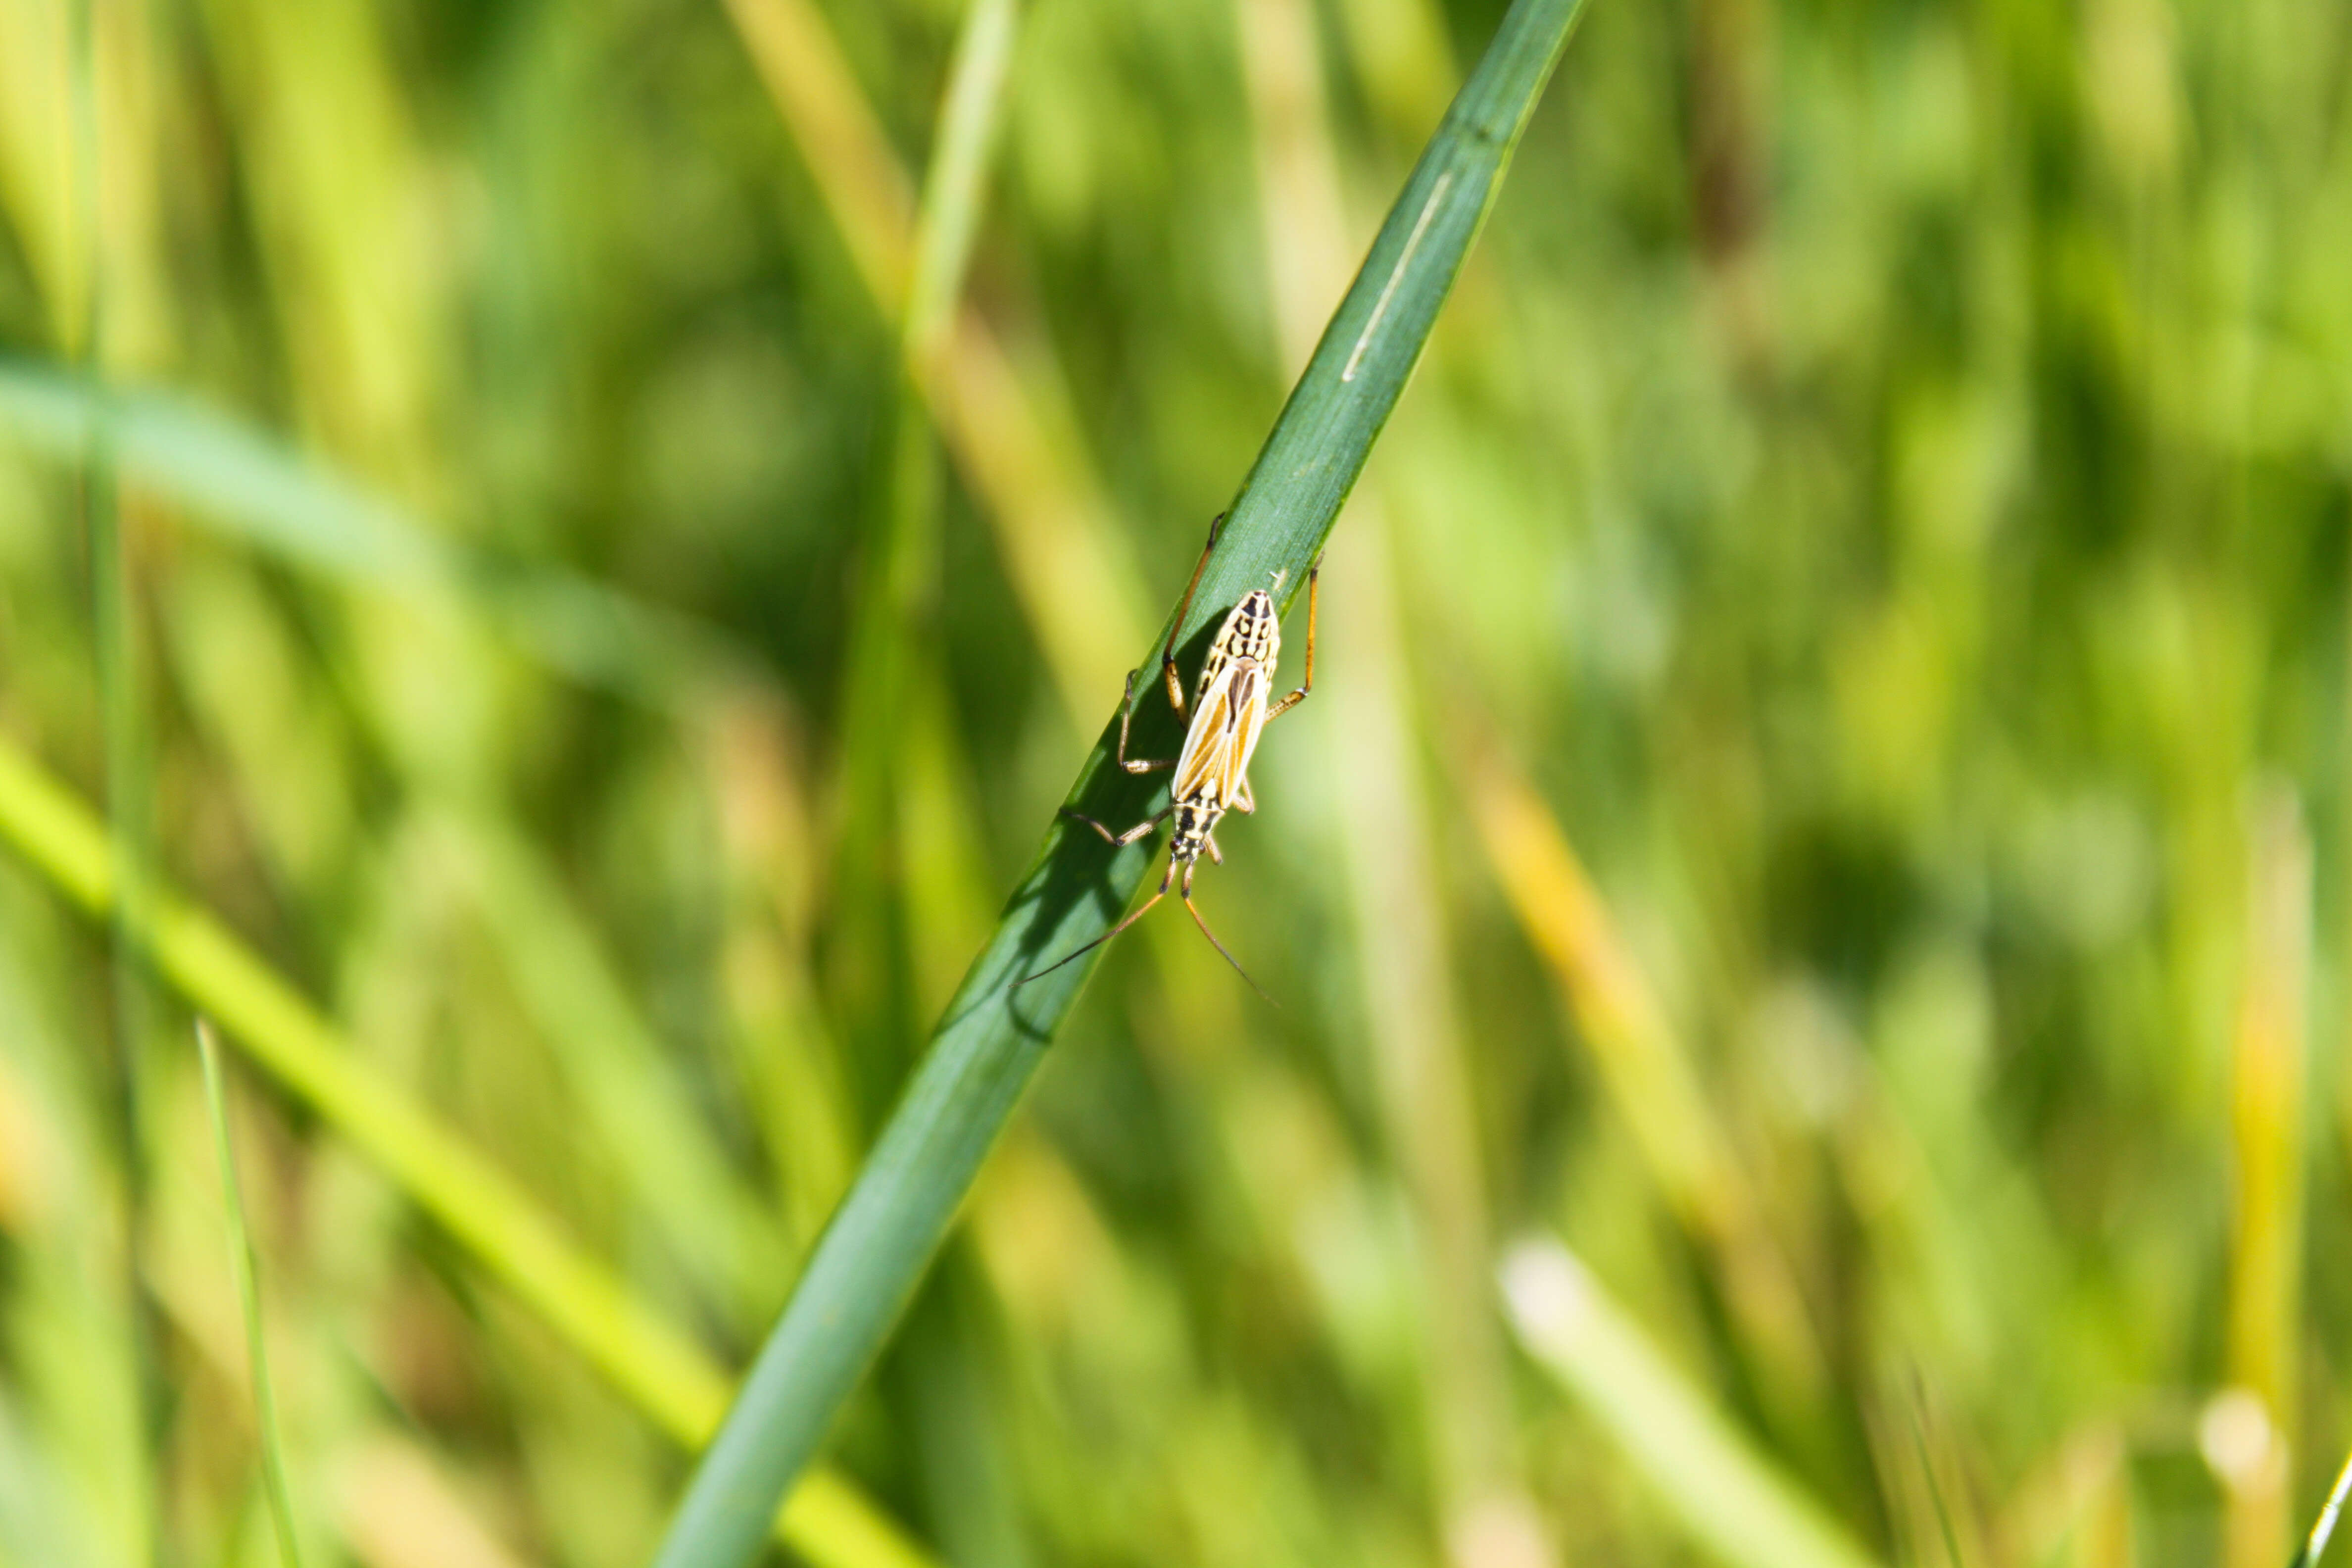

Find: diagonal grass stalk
<box><xmin>1231</xmin><ymin>0</ymin><xmax>1529</xmax><ymax>1537</ymax></box>
<box><xmin>443</xmin><ymin>809</ymin><xmax>794</xmax><ymax>1326</ymax></box>
<box><xmin>0</xmin><ymin>358</ymin><xmax>736</xmax><ymax>708</ymax></box>
<box><xmin>1466</xmin><ymin>746</ymin><xmax>1827</xmax><ymax>1414</ymax></box>
<box><xmin>0</xmin><ymin>735</ymin><xmax>932</xmax><ymax>1568</ymax></box>
<box><xmin>195</xmin><ymin>1020</ymin><xmax>305</xmax><ymax>1568</ymax></box>
<box><xmin>825</xmin><ymin>6</ymin><xmax>1033</xmax><ymax>1556</ymax></box>
<box><xmin>1501</xmin><ymin>1239</ymin><xmax>1885</xmax><ymax>1568</ymax></box>
<box><xmin>644</xmin><ymin>2</ymin><xmax>1589</xmax><ymax>1563</ymax></box>
<box><xmin>2291</xmin><ymin>1446</ymin><xmax>2352</xmax><ymax>1568</ymax></box>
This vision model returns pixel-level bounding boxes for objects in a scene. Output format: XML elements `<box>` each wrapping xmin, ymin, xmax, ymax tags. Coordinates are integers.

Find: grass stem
<box><xmin>196</xmin><ymin>1021</ymin><xmax>305</xmax><ymax>1568</ymax></box>
<box><xmin>0</xmin><ymin>735</ymin><xmax>932</xmax><ymax>1568</ymax></box>
<box><xmin>644</xmin><ymin>3</ymin><xmax>1589</xmax><ymax>1563</ymax></box>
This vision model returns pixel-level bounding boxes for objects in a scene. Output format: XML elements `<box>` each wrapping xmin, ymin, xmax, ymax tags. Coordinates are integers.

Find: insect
<box><xmin>1020</xmin><ymin>514</ymin><xmax>1319</xmax><ymax>993</ymax></box>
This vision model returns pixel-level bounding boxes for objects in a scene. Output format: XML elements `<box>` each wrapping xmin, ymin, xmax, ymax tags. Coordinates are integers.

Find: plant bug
<box><xmin>1020</xmin><ymin>514</ymin><xmax>1318</xmax><ymax>994</ymax></box>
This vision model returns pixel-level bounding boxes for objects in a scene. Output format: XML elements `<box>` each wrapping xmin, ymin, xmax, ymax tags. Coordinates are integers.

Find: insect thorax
<box><xmin>1194</xmin><ymin>588</ymin><xmax>1280</xmax><ymax>701</ymax></box>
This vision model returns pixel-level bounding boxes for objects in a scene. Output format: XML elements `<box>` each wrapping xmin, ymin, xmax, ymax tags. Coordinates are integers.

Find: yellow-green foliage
<box><xmin>0</xmin><ymin>0</ymin><xmax>2346</xmax><ymax>1566</ymax></box>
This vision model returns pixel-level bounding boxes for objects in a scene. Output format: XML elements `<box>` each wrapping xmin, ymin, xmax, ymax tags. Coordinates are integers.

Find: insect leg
<box><xmin>1177</xmin><ymin>860</ymin><xmax>1274</xmax><ymax>1002</ymax></box>
<box><xmin>1264</xmin><ymin>557</ymin><xmax>1318</xmax><ymax>722</ymax></box>
<box><xmin>1115</xmin><ymin>669</ymin><xmax>1176</xmax><ymax>774</ymax></box>
<box><xmin>1231</xmin><ymin>776</ymin><xmax>1254</xmax><ymax>814</ymax></box>
<box><xmin>1159</xmin><ymin>512</ymin><xmax>1225</xmax><ymax>717</ymax></box>
<box><xmin>1204</xmin><ymin>831</ymin><xmax>1223</xmax><ymax>864</ymax></box>
<box><xmin>1065</xmin><ymin>804</ymin><xmax>1173</xmax><ymax>847</ymax></box>
<box><xmin>1016</xmin><ymin>853</ymin><xmax>1176</xmax><ymax>986</ymax></box>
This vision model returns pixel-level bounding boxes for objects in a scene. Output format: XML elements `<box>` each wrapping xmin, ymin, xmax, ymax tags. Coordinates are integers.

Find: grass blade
<box><xmin>2290</xmin><ymin>1445</ymin><xmax>2352</xmax><ymax>1568</ymax></box>
<box><xmin>195</xmin><ymin>1020</ymin><xmax>305</xmax><ymax>1568</ymax></box>
<box><xmin>1232</xmin><ymin>0</ymin><xmax>1529</xmax><ymax>1535</ymax></box>
<box><xmin>1500</xmin><ymin>1239</ymin><xmax>1885</xmax><ymax>1568</ymax></box>
<box><xmin>0</xmin><ymin>358</ymin><xmax>736</xmax><ymax>706</ymax></box>
<box><xmin>0</xmin><ymin>735</ymin><xmax>931</xmax><ymax>1568</ymax></box>
<box><xmin>725</xmin><ymin>0</ymin><xmax>1151</xmax><ymax>719</ymax></box>
<box><xmin>68</xmin><ymin>9</ymin><xmax>168</xmax><ymax>1558</ymax></box>
<box><xmin>644</xmin><ymin>2</ymin><xmax>1589</xmax><ymax>1564</ymax></box>
<box><xmin>2222</xmin><ymin>788</ymin><xmax>2312</xmax><ymax>1568</ymax></box>
<box><xmin>827</xmin><ymin>0</ymin><xmax>1025</xmax><ymax>1095</ymax></box>
<box><xmin>900</xmin><ymin>0</ymin><xmax>1018</xmax><ymax>365</ymax></box>
<box><xmin>1465</xmin><ymin>749</ymin><xmax>1826</xmax><ymax>1412</ymax></box>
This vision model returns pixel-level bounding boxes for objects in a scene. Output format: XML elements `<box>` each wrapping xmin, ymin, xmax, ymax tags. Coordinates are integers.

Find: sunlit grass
<box><xmin>196</xmin><ymin>1020</ymin><xmax>306</xmax><ymax>1568</ymax></box>
<box><xmin>2</xmin><ymin>0</ymin><xmax>2351</xmax><ymax>1565</ymax></box>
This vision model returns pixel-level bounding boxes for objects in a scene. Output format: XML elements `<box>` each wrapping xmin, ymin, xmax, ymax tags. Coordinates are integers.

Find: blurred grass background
<box><xmin>1</xmin><ymin>0</ymin><xmax>2349</xmax><ymax>1565</ymax></box>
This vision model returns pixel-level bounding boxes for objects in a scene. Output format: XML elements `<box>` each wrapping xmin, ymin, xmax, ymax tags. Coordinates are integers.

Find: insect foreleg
<box><xmin>1159</xmin><ymin>512</ymin><xmax>1225</xmax><ymax>717</ymax></box>
<box><xmin>1264</xmin><ymin>557</ymin><xmax>1319</xmax><ymax>722</ymax></box>
<box><xmin>1114</xmin><ymin>669</ymin><xmax>1176</xmax><ymax>773</ymax></box>
<box><xmin>1064</xmin><ymin>804</ymin><xmax>1172</xmax><ymax>847</ymax></box>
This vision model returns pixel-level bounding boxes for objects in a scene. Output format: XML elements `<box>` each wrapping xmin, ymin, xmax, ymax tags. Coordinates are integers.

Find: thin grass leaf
<box><xmin>2225</xmin><ymin>788</ymin><xmax>2311</xmax><ymax>1568</ymax></box>
<box><xmin>65</xmin><ymin>12</ymin><xmax>169</xmax><ymax>1559</ymax></box>
<box><xmin>828</xmin><ymin>0</ymin><xmax>1026</xmax><ymax>1096</ymax></box>
<box><xmin>644</xmin><ymin>3</ymin><xmax>1588</xmax><ymax>1563</ymax></box>
<box><xmin>1230</xmin><ymin>0</ymin><xmax>1529</xmax><ymax>1530</ymax></box>
<box><xmin>724</xmin><ymin>0</ymin><xmax>1150</xmax><ymax>717</ymax></box>
<box><xmin>1465</xmin><ymin>749</ymin><xmax>1826</xmax><ymax>1412</ymax></box>
<box><xmin>195</xmin><ymin>1021</ymin><xmax>304</xmax><ymax>1568</ymax></box>
<box><xmin>448</xmin><ymin>811</ymin><xmax>791</xmax><ymax>1325</ymax></box>
<box><xmin>1500</xmin><ymin>1240</ymin><xmax>1886</xmax><ymax>1568</ymax></box>
<box><xmin>0</xmin><ymin>358</ymin><xmax>737</xmax><ymax>706</ymax></box>
<box><xmin>719</xmin><ymin>0</ymin><xmax>915</xmax><ymax>312</ymax></box>
<box><xmin>0</xmin><ymin>735</ymin><xmax>933</xmax><ymax>1568</ymax></box>
<box><xmin>902</xmin><ymin>0</ymin><xmax>1018</xmax><ymax>365</ymax></box>
<box><xmin>2290</xmin><ymin>1445</ymin><xmax>2352</xmax><ymax>1568</ymax></box>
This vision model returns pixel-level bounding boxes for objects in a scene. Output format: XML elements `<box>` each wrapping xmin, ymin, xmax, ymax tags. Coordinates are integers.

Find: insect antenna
<box><xmin>1181</xmin><ymin>893</ymin><xmax>1276</xmax><ymax>1005</ymax></box>
<box><xmin>1014</xmin><ymin>887</ymin><xmax>1168</xmax><ymax>987</ymax></box>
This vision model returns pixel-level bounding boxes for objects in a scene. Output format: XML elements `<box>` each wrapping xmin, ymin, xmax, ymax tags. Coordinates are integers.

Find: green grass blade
<box><xmin>448</xmin><ymin>811</ymin><xmax>792</xmax><ymax>1326</ymax></box>
<box><xmin>903</xmin><ymin>0</ymin><xmax>1018</xmax><ymax>363</ymax></box>
<box><xmin>0</xmin><ymin>735</ymin><xmax>932</xmax><ymax>1568</ymax></box>
<box><xmin>195</xmin><ymin>1021</ymin><xmax>305</xmax><ymax>1568</ymax></box>
<box><xmin>1500</xmin><ymin>1240</ymin><xmax>1885</xmax><ymax>1568</ymax></box>
<box><xmin>2289</xmin><ymin>1446</ymin><xmax>2352</xmax><ymax>1568</ymax></box>
<box><xmin>644</xmin><ymin>3</ymin><xmax>1587</xmax><ymax>1564</ymax></box>
<box><xmin>827</xmin><ymin>0</ymin><xmax>1025</xmax><ymax>1095</ymax></box>
<box><xmin>67</xmin><ymin>10</ymin><xmax>168</xmax><ymax>1556</ymax></box>
<box><xmin>0</xmin><ymin>358</ymin><xmax>735</xmax><ymax>706</ymax></box>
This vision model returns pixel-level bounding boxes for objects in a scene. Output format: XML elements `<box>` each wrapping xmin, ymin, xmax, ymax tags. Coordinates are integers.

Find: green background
<box><xmin>0</xmin><ymin>0</ymin><xmax>2346</xmax><ymax>1566</ymax></box>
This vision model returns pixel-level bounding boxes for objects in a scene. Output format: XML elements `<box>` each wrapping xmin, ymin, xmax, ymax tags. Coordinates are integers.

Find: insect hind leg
<box><xmin>1064</xmin><ymin>804</ymin><xmax>1171</xmax><ymax>847</ymax></box>
<box><xmin>1177</xmin><ymin>860</ymin><xmax>1275</xmax><ymax>1003</ymax></box>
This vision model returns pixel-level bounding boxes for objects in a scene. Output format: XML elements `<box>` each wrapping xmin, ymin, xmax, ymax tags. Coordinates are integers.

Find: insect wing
<box><xmin>1173</xmin><ymin>659</ymin><xmax>1268</xmax><ymax>806</ymax></box>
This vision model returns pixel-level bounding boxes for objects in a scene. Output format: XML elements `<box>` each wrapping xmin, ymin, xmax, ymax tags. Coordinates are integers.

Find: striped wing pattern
<box><xmin>1174</xmin><ymin>659</ymin><xmax>1269</xmax><ymax>808</ymax></box>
